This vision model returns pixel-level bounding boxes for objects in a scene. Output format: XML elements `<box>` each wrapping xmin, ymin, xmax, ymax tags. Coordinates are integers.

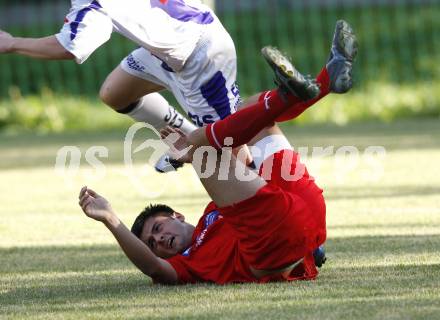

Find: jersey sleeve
<box><xmin>55</xmin><ymin>6</ymin><xmax>113</xmax><ymax>64</ymax></box>
<box><xmin>166</xmin><ymin>255</ymin><xmax>199</xmax><ymax>284</ymax></box>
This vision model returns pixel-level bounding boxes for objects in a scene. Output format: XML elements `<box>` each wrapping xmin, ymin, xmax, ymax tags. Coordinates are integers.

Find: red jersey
<box><xmin>167</xmin><ymin>201</ymin><xmax>257</xmax><ymax>284</ymax></box>
<box><xmin>167</xmin><ymin>149</ymin><xmax>326</xmax><ymax>284</ymax></box>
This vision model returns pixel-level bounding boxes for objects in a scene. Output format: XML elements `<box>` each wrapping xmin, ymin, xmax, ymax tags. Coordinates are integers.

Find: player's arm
<box><xmin>0</xmin><ymin>30</ymin><xmax>74</xmax><ymax>60</ymax></box>
<box><xmin>78</xmin><ymin>187</ymin><xmax>178</xmax><ymax>285</ymax></box>
<box><xmin>1</xmin><ymin>5</ymin><xmax>113</xmax><ymax>63</ymax></box>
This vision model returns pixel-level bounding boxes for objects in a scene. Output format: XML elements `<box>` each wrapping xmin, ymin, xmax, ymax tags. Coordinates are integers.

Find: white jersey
<box><xmin>56</xmin><ymin>0</ymin><xmax>215</xmax><ymax>71</ymax></box>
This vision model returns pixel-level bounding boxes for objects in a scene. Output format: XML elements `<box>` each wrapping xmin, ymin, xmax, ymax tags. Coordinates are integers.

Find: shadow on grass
<box><xmin>330</xmin><ymin>222</ymin><xmax>440</xmax><ymax>230</ymax></box>
<box><xmin>326</xmin><ymin>185</ymin><xmax>440</xmax><ymax>200</ymax></box>
<box><xmin>0</xmin><ymin>244</ymin><xmax>129</xmax><ymax>274</ymax></box>
<box><xmin>1</xmin><ymin>265</ymin><xmax>439</xmax><ymax>319</ymax></box>
<box><xmin>324</xmin><ymin>234</ymin><xmax>440</xmax><ymax>259</ymax></box>
<box><xmin>1</xmin><ymin>234</ymin><xmax>439</xmax><ymax>310</ymax></box>
<box><xmin>2</xmin><ymin>235</ymin><xmax>439</xmax><ymax>275</ymax></box>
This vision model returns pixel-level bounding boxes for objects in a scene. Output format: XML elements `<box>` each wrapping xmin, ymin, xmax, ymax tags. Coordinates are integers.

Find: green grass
<box><xmin>1</xmin><ymin>119</ymin><xmax>440</xmax><ymax>319</ymax></box>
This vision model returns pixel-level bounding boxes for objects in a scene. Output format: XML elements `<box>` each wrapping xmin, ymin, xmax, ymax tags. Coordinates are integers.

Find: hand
<box><xmin>160</xmin><ymin>126</ymin><xmax>194</xmax><ymax>163</ymax></box>
<box><xmin>78</xmin><ymin>187</ymin><xmax>114</xmax><ymax>223</ymax></box>
<box><xmin>0</xmin><ymin>29</ymin><xmax>14</xmax><ymax>53</ymax></box>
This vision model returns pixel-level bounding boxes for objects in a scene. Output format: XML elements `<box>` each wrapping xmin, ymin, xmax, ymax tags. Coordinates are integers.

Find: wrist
<box><xmin>103</xmin><ymin>211</ymin><xmax>120</xmax><ymax>228</ymax></box>
<box><xmin>8</xmin><ymin>36</ymin><xmax>19</xmax><ymax>53</ymax></box>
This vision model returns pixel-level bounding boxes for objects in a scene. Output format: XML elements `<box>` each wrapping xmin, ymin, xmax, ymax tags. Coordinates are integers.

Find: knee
<box><xmin>99</xmin><ymin>82</ymin><xmax>119</xmax><ymax>109</ymax></box>
<box><xmin>237</xmin><ymin>93</ymin><xmax>264</xmax><ymax>111</ymax></box>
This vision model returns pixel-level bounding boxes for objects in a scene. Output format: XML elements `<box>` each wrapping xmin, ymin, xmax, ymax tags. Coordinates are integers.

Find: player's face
<box><xmin>140</xmin><ymin>212</ymin><xmax>190</xmax><ymax>259</ymax></box>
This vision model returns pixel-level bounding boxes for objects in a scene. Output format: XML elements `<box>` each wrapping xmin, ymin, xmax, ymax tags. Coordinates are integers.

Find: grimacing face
<box><xmin>140</xmin><ymin>212</ymin><xmax>191</xmax><ymax>259</ymax></box>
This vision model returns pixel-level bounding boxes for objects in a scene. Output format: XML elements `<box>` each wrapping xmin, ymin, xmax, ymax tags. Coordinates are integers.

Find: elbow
<box><xmin>145</xmin><ymin>263</ymin><xmax>162</xmax><ymax>278</ymax></box>
<box><xmin>48</xmin><ymin>35</ymin><xmax>76</xmax><ymax>60</ymax></box>
<box><xmin>145</xmin><ymin>264</ymin><xmax>175</xmax><ymax>285</ymax></box>
<box><xmin>61</xmin><ymin>50</ymin><xmax>75</xmax><ymax>60</ymax></box>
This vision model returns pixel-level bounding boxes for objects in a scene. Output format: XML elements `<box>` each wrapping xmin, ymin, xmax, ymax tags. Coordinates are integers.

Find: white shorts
<box><xmin>250</xmin><ymin>134</ymin><xmax>293</xmax><ymax>170</ymax></box>
<box><xmin>120</xmin><ymin>17</ymin><xmax>241</xmax><ymax>127</ymax></box>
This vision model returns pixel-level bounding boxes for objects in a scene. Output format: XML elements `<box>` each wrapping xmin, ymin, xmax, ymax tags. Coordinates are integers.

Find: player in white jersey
<box><xmin>0</xmin><ymin>0</ymin><xmax>247</xmax><ymax>171</ymax></box>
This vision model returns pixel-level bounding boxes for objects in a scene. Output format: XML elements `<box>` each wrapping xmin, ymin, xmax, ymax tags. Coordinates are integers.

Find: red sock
<box><xmin>206</xmin><ymin>89</ymin><xmax>301</xmax><ymax>149</ymax></box>
<box><xmin>276</xmin><ymin>67</ymin><xmax>331</xmax><ymax>122</ymax></box>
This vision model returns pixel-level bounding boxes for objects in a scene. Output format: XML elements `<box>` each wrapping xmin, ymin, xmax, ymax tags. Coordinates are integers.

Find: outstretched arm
<box><xmin>0</xmin><ymin>30</ymin><xmax>74</xmax><ymax>60</ymax></box>
<box><xmin>78</xmin><ymin>187</ymin><xmax>178</xmax><ymax>284</ymax></box>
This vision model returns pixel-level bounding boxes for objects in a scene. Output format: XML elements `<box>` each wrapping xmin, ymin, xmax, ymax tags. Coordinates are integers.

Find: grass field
<box><xmin>1</xmin><ymin>119</ymin><xmax>440</xmax><ymax>319</ymax></box>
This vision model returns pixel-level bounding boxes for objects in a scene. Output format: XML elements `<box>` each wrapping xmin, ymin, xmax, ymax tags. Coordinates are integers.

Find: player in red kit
<box><xmin>78</xmin><ymin>21</ymin><xmax>357</xmax><ymax>284</ymax></box>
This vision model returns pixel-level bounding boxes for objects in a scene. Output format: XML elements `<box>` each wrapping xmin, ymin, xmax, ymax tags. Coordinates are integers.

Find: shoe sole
<box><xmin>334</xmin><ymin>20</ymin><xmax>358</xmax><ymax>62</ymax></box>
<box><xmin>262</xmin><ymin>46</ymin><xmax>296</xmax><ymax>79</ymax></box>
<box><xmin>327</xmin><ymin>20</ymin><xmax>359</xmax><ymax>93</ymax></box>
<box><xmin>154</xmin><ymin>155</ymin><xmax>184</xmax><ymax>173</ymax></box>
<box><xmin>261</xmin><ymin>46</ymin><xmax>320</xmax><ymax>100</ymax></box>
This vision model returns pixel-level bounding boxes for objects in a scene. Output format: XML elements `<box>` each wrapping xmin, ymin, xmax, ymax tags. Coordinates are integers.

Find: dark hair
<box><xmin>131</xmin><ymin>204</ymin><xmax>174</xmax><ymax>238</ymax></box>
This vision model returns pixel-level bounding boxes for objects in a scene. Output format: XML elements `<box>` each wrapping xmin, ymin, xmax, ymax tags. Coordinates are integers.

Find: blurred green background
<box><xmin>0</xmin><ymin>0</ymin><xmax>439</xmax><ymax>132</ymax></box>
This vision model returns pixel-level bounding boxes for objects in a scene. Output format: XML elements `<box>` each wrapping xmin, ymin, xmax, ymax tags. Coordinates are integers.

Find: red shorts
<box><xmin>218</xmin><ymin>149</ymin><xmax>326</xmax><ymax>280</ymax></box>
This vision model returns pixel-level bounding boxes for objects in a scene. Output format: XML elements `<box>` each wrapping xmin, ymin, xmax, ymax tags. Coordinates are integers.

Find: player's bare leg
<box><xmin>160</xmin><ymin>58</ymin><xmax>318</xmax><ymax>276</ymax></box>
<box><xmin>100</xmin><ymin>66</ymin><xmax>164</xmax><ymax>110</ymax></box>
<box><xmin>228</xmin><ymin>19</ymin><xmax>358</xmax><ymax>271</ymax></box>
<box><xmin>161</xmin><ymin>51</ymin><xmax>320</xmax><ymax>203</ymax></box>
<box><xmin>100</xmin><ymin>66</ymin><xmax>198</xmax><ymax>172</ymax></box>
<box><xmin>160</xmin><ymin>45</ymin><xmax>349</xmax><ymax>277</ymax></box>
<box><xmin>99</xmin><ymin>66</ymin><xmax>196</xmax><ymax>133</ymax></box>
<box><xmin>212</xmin><ymin>20</ymin><xmax>357</xmax><ymax>271</ymax></box>
<box><xmin>162</xmin><ymin>18</ymin><xmax>358</xmax><ymax>223</ymax></box>
<box><xmin>101</xmin><ymin>66</ymin><xmax>256</xmax><ymax>171</ymax></box>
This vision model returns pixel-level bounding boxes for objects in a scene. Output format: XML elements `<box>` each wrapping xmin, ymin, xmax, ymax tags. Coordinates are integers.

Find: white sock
<box><xmin>126</xmin><ymin>93</ymin><xmax>197</xmax><ymax>134</ymax></box>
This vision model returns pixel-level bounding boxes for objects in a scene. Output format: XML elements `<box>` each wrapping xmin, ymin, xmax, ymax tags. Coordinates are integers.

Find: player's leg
<box><xmin>159</xmin><ymin>18</ymin><xmax>258</xmax><ymax>168</ymax></box>
<box><xmin>161</xmin><ymin>54</ymin><xmax>319</xmax><ymax>207</ymax></box>
<box><xmin>187</xmin><ymin>51</ymin><xmax>320</xmax><ymax>151</ymax></box>
<box><xmin>101</xmin><ymin>50</ymin><xmax>199</xmax><ymax>172</ymax></box>
<box><xmin>231</xmin><ymin>20</ymin><xmax>357</xmax><ymax>138</ymax></box>
<box><xmin>232</xmin><ymin>23</ymin><xmax>358</xmax><ymax>270</ymax></box>
<box><xmin>247</xmin><ymin>123</ymin><xmax>327</xmax><ymax>271</ymax></box>
<box><xmin>163</xmin><ymin>119</ymin><xmax>323</xmax><ymax>277</ymax></box>
<box><xmin>99</xmin><ymin>58</ymin><xmax>197</xmax><ymax>134</ymax></box>
<box><xmin>99</xmin><ymin>66</ymin><xmax>163</xmax><ymax>111</ymax></box>
<box><xmin>275</xmin><ymin>20</ymin><xmax>358</xmax><ymax>121</ymax></box>
<box><xmin>160</xmin><ymin>56</ymin><xmax>326</xmax><ymax>276</ymax></box>
<box><xmin>196</xmin><ymin>19</ymin><xmax>357</xmax><ymax>150</ymax></box>
<box><xmin>213</xmin><ymin>21</ymin><xmax>357</xmax><ymax>271</ymax></box>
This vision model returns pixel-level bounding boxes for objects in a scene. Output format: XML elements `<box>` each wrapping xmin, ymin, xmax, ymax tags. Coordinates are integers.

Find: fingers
<box><xmin>78</xmin><ymin>186</ymin><xmax>95</xmax><ymax>211</ymax></box>
<box><xmin>79</xmin><ymin>196</ymin><xmax>93</xmax><ymax>212</ymax></box>
<box><xmin>79</xmin><ymin>186</ymin><xmax>87</xmax><ymax>199</ymax></box>
<box><xmin>167</xmin><ymin>126</ymin><xmax>182</xmax><ymax>137</ymax></box>
<box><xmin>160</xmin><ymin>126</ymin><xmax>174</xmax><ymax>139</ymax></box>
<box><xmin>160</xmin><ymin>126</ymin><xmax>185</xmax><ymax>139</ymax></box>
<box><xmin>86</xmin><ymin>188</ymin><xmax>99</xmax><ymax>198</ymax></box>
<box><xmin>173</xmin><ymin>127</ymin><xmax>186</xmax><ymax>137</ymax></box>
<box><xmin>79</xmin><ymin>191</ymin><xmax>90</xmax><ymax>207</ymax></box>
<box><xmin>79</xmin><ymin>186</ymin><xmax>100</xmax><ymax>199</ymax></box>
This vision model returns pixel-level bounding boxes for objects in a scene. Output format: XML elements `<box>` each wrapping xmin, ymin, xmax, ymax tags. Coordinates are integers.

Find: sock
<box><xmin>206</xmin><ymin>89</ymin><xmax>301</xmax><ymax>149</ymax></box>
<box><xmin>276</xmin><ymin>67</ymin><xmax>331</xmax><ymax>122</ymax></box>
<box><xmin>117</xmin><ymin>93</ymin><xmax>197</xmax><ymax>134</ymax></box>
